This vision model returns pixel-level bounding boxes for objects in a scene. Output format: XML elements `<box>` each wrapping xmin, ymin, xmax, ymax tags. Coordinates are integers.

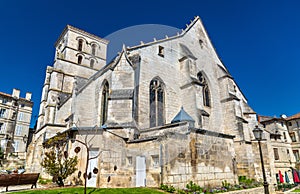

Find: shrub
<box><xmin>160</xmin><ymin>184</ymin><xmax>176</xmax><ymax>193</ymax></box>
<box><xmin>186</xmin><ymin>181</ymin><xmax>203</xmax><ymax>192</ymax></box>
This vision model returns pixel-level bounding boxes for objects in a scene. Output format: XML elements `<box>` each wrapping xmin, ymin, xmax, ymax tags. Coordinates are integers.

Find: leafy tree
<box><xmin>41</xmin><ymin>135</ymin><xmax>78</xmax><ymax>186</ymax></box>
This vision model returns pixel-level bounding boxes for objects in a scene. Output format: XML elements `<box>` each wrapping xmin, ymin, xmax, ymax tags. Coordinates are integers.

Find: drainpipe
<box><xmin>160</xmin><ymin>144</ymin><xmax>163</xmax><ymax>185</ymax></box>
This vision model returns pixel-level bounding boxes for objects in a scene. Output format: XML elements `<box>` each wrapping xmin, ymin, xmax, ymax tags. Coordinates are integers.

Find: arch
<box><xmin>101</xmin><ymin>80</ymin><xmax>109</xmax><ymax>125</ymax></box>
<box><xmin>91</xmin><ymin>44</ymin><xmax>97</xmax><ymax>55</ymax></box>
<box><xmin>77</xmin><ymin>55</ymin><xmax>83</xmax><ymax>64</ymax></box>
<box><xmin>149</xmin><ymin>77</ymin><xmax>165</xmax><ymax>127</ymax></box>
<box><xmin>78</xmin><ymin>39</ymin><xmax>83</xmax><ymax>51</ymax></box>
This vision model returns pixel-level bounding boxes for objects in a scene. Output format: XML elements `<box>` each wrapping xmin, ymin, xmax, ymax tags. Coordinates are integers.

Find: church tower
<box><xmin>37</xmin><ymin>25</ymin><xmax>108</xmax><ymax>129</ymax></box>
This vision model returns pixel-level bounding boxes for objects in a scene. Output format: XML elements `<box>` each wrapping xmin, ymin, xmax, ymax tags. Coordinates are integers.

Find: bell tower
<box><xmin>54</xmin><ymin>25</ymin><xmax>109</xmax><ymax>77</ymax></box>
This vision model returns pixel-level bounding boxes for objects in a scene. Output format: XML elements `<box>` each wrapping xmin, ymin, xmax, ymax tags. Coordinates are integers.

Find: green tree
<box><xmin>41</xmin><ymin>135</ymin><xmax>78</xmax><ymax>186</ymax></box>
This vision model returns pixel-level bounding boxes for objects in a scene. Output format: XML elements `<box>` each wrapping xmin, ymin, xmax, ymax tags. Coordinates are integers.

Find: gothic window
<box><xmin>78</xmin><ymin>55</ymin><xmax>83</xmax><ymax>64</ymax></box>
<box><xmin>197</xmin><ymin>72</ymin><xmax>211</xmax><ymax>107</ymax></box>
<box><xmin>101</xmin><ymin>81</ymin><xmax>109</xmax><ymax>125</ymax></box>
<box><xmin>203</xmin><ymin>85</ymin><xmax>211</xmax><ymax>107</ymax></box>
<box><xmin>92</xmin><ymin>44</ymin><xmax>97</xmax><ymax>55</ymax></box>
<box><xmin>78</xmin><ymin>39</ymin><xmax>83</xmax><ymax>51</ymax></box>
<box><xmin>90</xmin><ymin>59</ymin><xmax>95</xmax><ymax>68</ymax></box>
<box><xmin>149</xmin><ymin>78</ymin><xmax>164</xmax><ymax>127</ymax></box>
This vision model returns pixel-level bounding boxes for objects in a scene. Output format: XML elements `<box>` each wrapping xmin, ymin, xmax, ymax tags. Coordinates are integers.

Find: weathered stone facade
<box><xmin>27</xmin><ymin>16</ymin><xmax>276</xmax><ymax>190</ymax></box>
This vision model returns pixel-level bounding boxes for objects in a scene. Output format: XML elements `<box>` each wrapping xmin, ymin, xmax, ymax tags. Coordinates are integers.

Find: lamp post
<box><xmin>253</xmin><ymin>126</ymin><xmax>269</xmax><ymax>194</ymax></box>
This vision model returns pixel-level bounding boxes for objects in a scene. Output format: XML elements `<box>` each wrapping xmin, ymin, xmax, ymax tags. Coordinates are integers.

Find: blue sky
<box><xmin>1</xmin><ymin>0</ymin><xmax>300</xmax><ymax>127</ymax></box>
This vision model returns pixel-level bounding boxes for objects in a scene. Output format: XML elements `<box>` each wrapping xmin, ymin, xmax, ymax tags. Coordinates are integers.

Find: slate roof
<box><xmin>171</xmin><ymin>107</ymin><xmax>195</xmax><ymax>123</ymax></box>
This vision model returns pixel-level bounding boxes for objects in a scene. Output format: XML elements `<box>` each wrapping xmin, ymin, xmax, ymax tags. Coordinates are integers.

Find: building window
<box><xmin>203</xmin><ymin>86</ymin><xmax>211</xmax><ymax>107</ymax></box>
<box><xmin>92</xmin><ymin>44</ymin><xmax>97</xmax><ymax>55</ymax></box>
<box><xmin>18</xmin><ymin>112</ymin><xmax>24</xmax><ymax>121</ymax></box>
<box><xmin>78</xmin><ymin>39</ymin><xmax>83</xmax><ymax>51</ymax></box>
<box><xmin>2</xmin><ymin>98</ymin><xmax>7</xmax><ymax>104</ymax></box>
<box><xmin>15</xmin><ymin>125</ymin><xmax>22</xmax><ymax>136</ymax></box>
<box><xmin>78</xmin><ymin>55</ymin><xmax>83</xmax><ymax>64</ymax></box>
<box><xmin>0</xmin><ymin>109</ymin><xmax>6</xmax><ymax>118</ymax></box>
<box><xmin>293</xmin><ymin>150</ymin><xmax>300</xmax><ymax>161</ymax></box>
<box><xmin>287</xmin><ymin>149</ymin><xmax>290</xmax><ymax>155</ymax></box>
<box><xmin>289</xmin><ymin>122</ymin><xmax>292</xmax><ymax>126</ymax></box>
<box><xmin>151</xmin><ymin>155</ymin><xmax>159</xmax><ymax>166</ymax></box>
<box><xmin>90</xmin><ymin>59</ymin><xmax>95</xmax><ymax>68</ymax></box>
<box><xmin>283</xmin><ymin>132</ymin><xmax>287</xmax><ymax>140</ymax></box>
<box><xmin>150</xmin><ymin>78</ymin><xmax>164</xmax><ymax>128</ymax></box>
<box><xmin>0</xmin><ymin>123</ymin><xmax>5</xmax><ymax>134</ymax></box>
<box><xmin>290</xmin><ymin>132</ymin><xmax>296</xmax><ymax>142</ymax></box>
<box><xmin>281</xmin><ymin>122</ymin><xmax>284</xmax><ymax>127</ymax></box>
<box><xmin>101</xmin><ymin>81</ymin><xmax>109</xmax><ymax>125</ymax></box>
<box><xmin>127</xmin><ymin>156</ymin><xmax>132</xmax><ymax>166</ymax></box>
<box><xmin>273</xmin><ymin>148</ymin><xmax>279</xmax><ymax>160</ymax></box>
<box><xmin>158</xmin><ymin>46</ymin><xmax>164</xmax><ymax>57</ymax></box>
<box><xmin>14</xmin><ymin>140</ymin><xmax>20</xmax><ymax>153</ymax></box>
<box><xmin>197</xmin><ymin>72</ymin><xmax>211</xmax><ymax>107</ymax></box>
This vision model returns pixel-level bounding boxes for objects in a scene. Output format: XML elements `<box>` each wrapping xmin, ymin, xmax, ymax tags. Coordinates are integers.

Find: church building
<box><xmin>26</xmin><ymin>16</ymin><xmax>276</xmax><ymax>189</ymax></box>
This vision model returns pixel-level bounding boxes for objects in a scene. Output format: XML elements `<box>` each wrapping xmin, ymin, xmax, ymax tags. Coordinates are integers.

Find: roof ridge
<box><xmin>128</xmin><ymin>16</ymin><xmax>200</xmax><ymax>50</ymax></box>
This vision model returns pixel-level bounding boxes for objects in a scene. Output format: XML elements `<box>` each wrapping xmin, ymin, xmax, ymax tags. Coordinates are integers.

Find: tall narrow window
<box><xmin>92</xmin><ymin>44</ymin><xmax>97</xmax><ymax>55</ymax></box>
<box><xmin>150</xmin><ymin>78</ymin><xmax>164</xmax><ymax>127</ymax></box>
<box><xmin>101</xmin><ymin>81</ymin><xmax>109</xmax><ymax>125</ymax></box>
<box><xmin>15</xmin><ymin>125</ymin><xmax>22</xmax><ymax>136</ymax></box>
<box><xmin>197</xmin><ymin>72</ymin><xmax>211</xmax><ymax>107</ymax></box>
<box><xmin>203</xmin><ymin>85</ymin><xmax>211</xmax><ymax>107</ymax></box>
<box><xmin>0</xmin><ymin>109</ymin><xmax>5</xmax><ymax>118</ymax></box>
<box><xmin>0</xmin><ymin>123</ymin><xmax>4</xmax><ymax>134</ymax></box>
<box><xmin>78</xmin><ymin>39</ymin><xmax>83</xmax><ymax>51</ymax></box>
<box><xmin>78</xmin><ymin>56</ymin><xmax>83</xmax><ymax>64</ymax></box>
<box><xmin>274</xmin><ymin>148</ymin><xmax>279</xmax><ymax>160</ymax></box>
<box><xmin>18</xmin><ymin>112</ymin><xmax>24</xmax><ymax>121</ymax></box>
<box><xmin>90</xmin><ymin>59</ymin><xmax>95</xmax><ymax>68</ymax></box>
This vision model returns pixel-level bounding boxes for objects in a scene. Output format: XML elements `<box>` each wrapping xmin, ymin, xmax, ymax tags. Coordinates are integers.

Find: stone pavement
<box><xmin>0</xmin><ymin>184</ymin><xmax>45</xmax><ymax>193</ymax></box>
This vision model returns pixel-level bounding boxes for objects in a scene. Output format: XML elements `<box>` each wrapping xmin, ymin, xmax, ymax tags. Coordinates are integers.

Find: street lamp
<box><xmin>253</xmin><ymin>126</ymin><xmax>269</xmax><ymax>194</ymax></box>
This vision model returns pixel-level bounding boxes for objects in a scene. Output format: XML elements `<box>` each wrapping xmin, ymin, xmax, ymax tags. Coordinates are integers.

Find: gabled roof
<box><xmin>286</xmin><ymin>112</ymin><xmax>300</xmax><ymax>121</ymax></box>
<box><xmin>171</xmin><ymin>107</ymin><xmax>195</xmax><ymax>123</ymax></box>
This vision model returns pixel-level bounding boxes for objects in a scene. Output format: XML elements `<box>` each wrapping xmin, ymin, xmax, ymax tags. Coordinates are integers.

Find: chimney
<box><xmin>12</xmin><ymin>89</ymin><xmax>20</xmax><ymax>99</ymax></box>
<box><xmin>25</xmin><ymin>92</ymin><xmax>32</xmax><ymax>101</ymax></box>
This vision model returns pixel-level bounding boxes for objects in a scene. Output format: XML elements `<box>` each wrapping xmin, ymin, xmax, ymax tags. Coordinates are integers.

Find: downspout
<box><xmin>160</xmin><ymin>143</ymin><xmax>163</xmax><ymax>185</ymax></box>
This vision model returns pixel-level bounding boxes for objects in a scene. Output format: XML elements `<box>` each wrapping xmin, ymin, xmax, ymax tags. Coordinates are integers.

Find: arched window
<box><xmin>149</xmin><ymin>78</ymin><xmax>164</xmax><ymax>127</ymax></box>
<box><xmin>92</xmin><ymin>44</ymin><xmax>97</xmax><ymax>55</ymax></box>
<box><xmin>203</xmin><ymin>85</ymin><xmax>211</xmax><ymax>107</ymax></box>
<box><xmin>90</xmin><ymin>59</ymin><xmax>95</xmax><ymax>68</ymax></box>
<box><xmin>78</xmin><ymin>55</ymin><xmax>83</xmax><ymax>64</ymax></box>
<box><xmin>78</xmin><ymin>39</ymin><xmax>83</xmax><ymax>51</ymax></box>
<box><xmin>197</xmin><ymin>72</ymin><xmax>211</xmax><ymax>107</ymax></box>
<box><xmin>101</xmin><ymin>81</ymin><xmax>109</xmax><ymax>125</ymax></box>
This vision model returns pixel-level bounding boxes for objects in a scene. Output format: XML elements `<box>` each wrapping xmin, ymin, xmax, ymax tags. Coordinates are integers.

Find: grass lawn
<box><xmin>9</xmin><ymin>187</ymin><xmax>165</xmax><ymax>194</ymax></box>
<box><xmin>293</xmin><ymin>189</ymin><xmax>300</xmax><ymax>192</ymax></box>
